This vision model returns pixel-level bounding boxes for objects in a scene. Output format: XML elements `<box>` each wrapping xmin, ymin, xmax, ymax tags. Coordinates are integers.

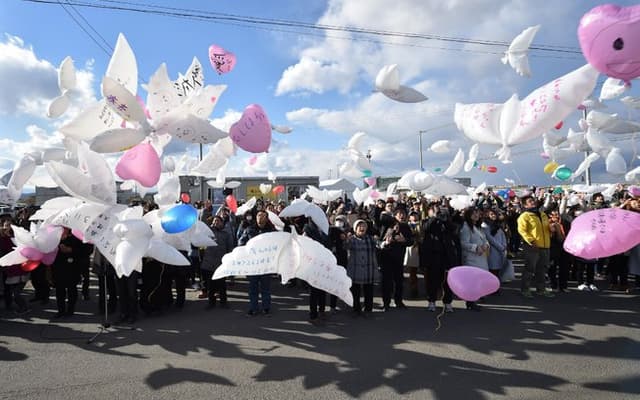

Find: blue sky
<box><xmin>1</xmin><ymin>0</ymin><xmax>640</xmax><ymax>190</ymax></box>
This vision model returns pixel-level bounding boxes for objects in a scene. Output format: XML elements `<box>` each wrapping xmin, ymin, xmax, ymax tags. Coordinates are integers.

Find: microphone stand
<box><xmin>87</xmin><ymin>269</ymin><xmax>134</xmax><ymax>344</ymax></box>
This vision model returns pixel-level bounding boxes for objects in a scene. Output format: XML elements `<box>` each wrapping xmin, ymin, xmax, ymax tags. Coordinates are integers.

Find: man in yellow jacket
<box><xmin>517</xmin><ymin>195</ymin><xmax>554</xmax><ymax>298</ymax></box>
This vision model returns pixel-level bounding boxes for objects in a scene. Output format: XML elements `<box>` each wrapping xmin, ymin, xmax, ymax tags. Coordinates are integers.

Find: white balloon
<box><xmin>279</xmin><ymin>198</ymin><xmax>329</xmax><ymax>234</ymax></box>
<box><xmin>306</xmin><ymin>185</ymin><xmax>343</xmax><ymax>204</ymax></box>
<box><xmin>146</xmin><ymin>63</ymin><xmax>182</xmax><ymax>120</ymax></box>
<box><xmin>599</xmin><ymin>77</ymin><xmax>628</xmax><ymax>101</ymax></box>
<box><xmin>272</xmin><ymin>124</ymin><xmax>293</xmax><ymax>134</ymax></box>
<box><xmin>381</xmin><ymin>85</ymin><xmax>428</xmax><ymax>103</ymax></box>
<box><xmin>259</xmin><ymin>183</ymin><xmax>272</xmax><ymax>195</ymax></box>
<box><xmin>411</xmin><ymin>171</ymin><xmax>435</xmax><ymax>191</ymax></box>
<box><xmin>90</xmin><ymin>128</ymin><xmax>147</xmax><ymax>153</ymax></box>
<box><xmin>102</xmin><ymin>76</ymin><xmax>148</xmax><ymax>124</ymax></box>
<box><xmin>8</xmin><ymin>155</ymin><xmax>37</xmax><ymax>191</ymax></box>
<box><xmin>605</xmin><ymin>148</ymin><xmax>627</xmax><ymax>175</ymax></box>
<box><xmin>352</xmin><ymin>186</ymin><xmax>373</xmax><ymax>205</ymax></box>
<box><xmin>501</xmin><ymin>25</ymin><xmax>540</xmax><ymax>78</ymax></box>
<box><xmin>225</xmin><ymin>180</ymin><xmax>241</xmax><ymax>189</ymax></box>
<box><xmin>586</xmin><ymin>128</ymin><xmax>613</xmax><ymax>156</ymax></box>
<box><xmin>47</xmin><ymin>91</ymin><xmax>70</xmax><ymax>118</ymax></box>
<box><xmin>173</xmin><ymin>56</ymin><xmax>204</xmax><ymax>99</ymax></box>
<box><xmin>58</xmin><ymin>56</ymin><xmax>77</xmax><ymax>92</ymax></box>
<box><xmin>587</xmin><ymin>110</ymin><xmax>640</xmax><ymax>134</ymax></box>
<box><xmin>430</xmin><ymin>140</ymin><xmax>451</xmax><ymax>153</ymax></box>
<box><xmin>443</xmin><ymin>148</ymin><xmax>465</xmax><ymax>177</ymax></box>
<box><xmin>105</xmin><ymin>33</ymin><xmax>138</xmax><ymax>95</ymax></box>
<box><xmin>625</xmin><ymin>165</ymin><xmax>640</xmax><ymax>182</ymax></box>
<box><xmin>154</xmin><ymin>113</ymin><xmax>227</xmax><ymax>144</ymax></box>
<box><xmin>374</xmin><ymin>64</ymin><xmax>400</xmax><ymax>92</ymax></box>
<box><xmin>621</xmin><ymin>96</ymin><xmax>640</xmax><ymax>109</ymax></box>
<box><xmin>59</xmin><ymin>100</ymin><xmax>122</xmax><ymax>141</ymax></box>
<box><xmin>236</xmin><ymin>197</ymin><xmax>257</xmax><ymax>216</ymax></box>
<box><xmin>154</xmin><ymin>175</ymin><xmax>180</xmax><ymax>206</ymax></box>
<box><xmin>571</xmin><ymin>152</ymin><xmax>600</xmax><ymax>180</ymax></box>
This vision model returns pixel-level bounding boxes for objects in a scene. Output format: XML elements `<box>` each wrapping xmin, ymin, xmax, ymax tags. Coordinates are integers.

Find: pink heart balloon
<box><xmin>208</xmin><ymin>44</ymin><xmax>237</xmax><ymax>74</ymax></box>
<box><xmin>115</xmin><ymin>142</ymin><xmax>161</xmax><ymax>187</ymax></box>
<box><xmin>629</xmin><ymin>185</ymin><xmax>640</xmax><ymax>197</ymax></box>
<box><xmin>447</xmin><ymin>266</ymin><xmax>500</xmax><ymax>301</ymax></box>
<box><xmin>578</xmin><ymin>4</ymin><xmax>640</xmax><ymax>83</ymax></box>
<box><xmin>230</xmin><ymin>104</ymin><xmax>271</xmax><ymax>153</ymax></box>
<box><xmin>20</xmin><ymin>247</ymin><xmax>43</xmax><ymax>261</ymax></box>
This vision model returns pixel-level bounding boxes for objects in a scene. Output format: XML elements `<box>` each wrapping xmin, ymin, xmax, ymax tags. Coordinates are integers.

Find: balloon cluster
<box><xmin>543</xmin><ymin>160</ymin><xmax>572</xmax><ymax>181</ymax></box>
<box><xmin>476</xmin><ymin>164</ymin><xmax>497</xmax><ymax>173</ymax></box>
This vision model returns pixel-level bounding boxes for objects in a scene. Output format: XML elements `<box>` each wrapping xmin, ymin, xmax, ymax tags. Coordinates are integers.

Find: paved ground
<box><xmin>1</xmin><ymin>260</ymin><xmax>639</xmax><ymax>400</ymax></box>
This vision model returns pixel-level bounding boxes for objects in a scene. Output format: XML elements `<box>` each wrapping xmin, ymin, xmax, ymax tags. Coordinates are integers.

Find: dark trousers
<box><xmin>80</xmin><ymin>264</ymin><xmax>90</xmax><ymax>298</ymax></box>
<box><xmin>165</xmin><ymin>265</ymin><xmax>187</xmax><ymax>308</ymax></box>
<box><xmin>609</xmin><ymin>254</ymin><xmax>629</xmax><ymax>287</ymax></box>
<box><xmin>141</xmin><ymin>262</ymin><xmax>170</xmax><ymax>313</ymax></box>
<box><xmin>201</xmin><ymin>269</ymin><xmax>227</xmax><ymax>305</ymax></box>
<box><xmin>381</xmin><ymin>263</ymin><xmax>404</xmax><ymax>306</ymax></box>
<box><xmin>426</xmin><ymin>267</ymin><xmax>453</xmax><ymax>304</ymax></box>
<box><xmin>5</xmin><ymin>282</ymin><xmax>27</xmax><ymax>311</ymax></box>
<box><xmin>30</xmin><ymin>264</ymin><xmax>50</xmax><ymax>301</ymax></box>
<box><xmin>521</xmin><ymin>245</ymin><xmax>549</xmax><ymax>292</ymax></box>
<box><xmin>576</xmin><ymin>260</ymin><xmax>595</xmax><ymax>285</ymax></box>
<box><xmin>351</xmin><ymin>283</ymin><xmax>373</xmax><ymax>313</ymax></box>
<box><xmin>117</xmin><ymin>272</ymin><xmax>139</xmax><ymax>319</ymax></box>
<box><xmin>549</xmin><ymin>250</ymin><xmax>569</xmax><ymax>290</ymax></box>
<box><xmin>309</xmin><ymin>287</ymin><xmax>326</xmax><ymax>319</ymax></box>
<box><xmin>55</xmin><ymin>284</ymin><xmax>78</xmax><ymax>314</ymax></box>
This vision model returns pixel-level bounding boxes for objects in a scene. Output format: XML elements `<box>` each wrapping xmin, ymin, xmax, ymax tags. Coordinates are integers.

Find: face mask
<box><xmin>335</xmin><ymin>221</ymin><xmax>345</xmax><ymax>228</ymax></box>
<box><xmin>409</xmin><ymin>222</ymin><xmax>417</xmax><ymax>228</ymax></box>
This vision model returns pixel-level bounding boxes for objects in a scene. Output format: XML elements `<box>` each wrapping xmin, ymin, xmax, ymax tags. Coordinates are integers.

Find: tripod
<box><xmin>87</xmin><ymin>270</ymin><xmax>134</xmax><ymax>344</ymax></box>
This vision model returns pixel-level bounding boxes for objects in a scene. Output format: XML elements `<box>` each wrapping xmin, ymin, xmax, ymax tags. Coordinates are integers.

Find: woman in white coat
<box><xmin>459</xmin><ymin>207</ymin><xmax>489</xmax><ymax>310</ymax></box>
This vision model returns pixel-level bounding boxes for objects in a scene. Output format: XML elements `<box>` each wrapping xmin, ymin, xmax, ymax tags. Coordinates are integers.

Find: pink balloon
<box><xmin>41</xmin><ymin>248</ymin><xmax>58</xmax><ymax>266</ymax></box>
<box><xmin>540</xmin><ymin>152</ymin><xmax>550</xmax><ymax>159</ymax></box>
<box><xmin>230</xmin><ymin>104</ymin><xmax>271</xmax><ymax>153</ymax></box>
<box><xmin>564</xmin><ymin>208</ymin><xmax>640</xmax><ymax>259</ymax></box>
<box><xmin>578</xmin><ymin>4</ymin><xmax>640</xmax><ymax>84</ymax></box>
<box><xmin>208</xmin><ymin>44</ymin><xmax>237</xmax><ymax>74</ymax></box>
<box><xmin>364</xmin><ymin>177</ymin><xmax>376</xmax><ymax>186</ymax></box>
<box><xmin>71</xmin><ymin>229</ymin><xmax>84</xmax><ymax>241</ymax></box>
<box><xmin>248</xmin><ymin>155</ymin><xmax>258</xmax><ymax>165</ymax></box>
<box><xmin>20</xmin><ymin>247</ymin><xmax>43</xmax><ymax>261</ymax></box>
<box><xmin>115</xmin><ymin>143</ymin><xmax>161</xmax><ymax>187</ymax></box>
<box><xmin>629</xmin><ymin>185</ymin><xmax>640</xmax><ymax>197</ymax></box>
<box><xmin>370</xmin><ymin>190</ymin><xmax>380</xmax><ymax>199</ymax></box>
<box><xmin>447</xmin><ymin>266</ymin><xmax>500</xmax><ymax>301</ymax></box>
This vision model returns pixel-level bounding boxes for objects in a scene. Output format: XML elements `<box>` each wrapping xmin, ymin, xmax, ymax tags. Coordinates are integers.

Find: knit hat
<box><xmin>353</xmin><ymin>219</ymin><xmax>368</xmax><ymax>230</ymax></box>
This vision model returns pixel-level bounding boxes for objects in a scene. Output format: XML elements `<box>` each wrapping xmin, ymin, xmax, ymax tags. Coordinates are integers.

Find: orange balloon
<box><xmin>225</xmin><ymin>194</ymin><xmax>238</xmax><ymax>213</ymax></box>
<box><xmin>272</xmin><ymin>185</ymin><xmax>285</xmax><ymax>194</ymax></box>
<box><xmin>487</xmin><ymin>166</ymin><xmax>498</xmax><ymax>173</ymax></box>
<box><xmin>21</xmin><ymin>260</ymin><xmax>41</xmax><ymax>272</ymax></box>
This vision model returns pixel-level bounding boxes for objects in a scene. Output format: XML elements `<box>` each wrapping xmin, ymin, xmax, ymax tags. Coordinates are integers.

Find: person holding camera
<box><xmin>379</xmin><ymin>208</ymin><xmax>413</xmax><ymax>310</ymax></box>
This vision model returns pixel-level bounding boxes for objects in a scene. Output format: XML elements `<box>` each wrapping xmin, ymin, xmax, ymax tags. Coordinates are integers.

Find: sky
<box><xmin>1</xmin><ymin>0</ymin><xmax>640</xmax><ymax>191</ymax></box>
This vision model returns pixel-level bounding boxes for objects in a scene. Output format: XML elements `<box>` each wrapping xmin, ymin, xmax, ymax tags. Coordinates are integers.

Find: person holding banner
<box><xmin>238</xmin><ymin>210</ymin><xmax>276</xmax><ymax>316</ymax></box>
<box><xmin>345</xmin><ymin>220</ymin><xmax>379</xmax><ymax>317</ymax></box>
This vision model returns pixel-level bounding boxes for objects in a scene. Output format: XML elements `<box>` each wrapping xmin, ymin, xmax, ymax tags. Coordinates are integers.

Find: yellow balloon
<box><xmin>543</xmin><ymin>161</ymin><xmax>559</xmax><ymax>174</ymax></box>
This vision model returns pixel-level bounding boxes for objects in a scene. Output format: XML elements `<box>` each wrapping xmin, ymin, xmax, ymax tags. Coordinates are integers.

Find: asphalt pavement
<box><xmin>1</xmin><ymin>260</ymin><xmax>639</xmax><ymax>400</ymax></box>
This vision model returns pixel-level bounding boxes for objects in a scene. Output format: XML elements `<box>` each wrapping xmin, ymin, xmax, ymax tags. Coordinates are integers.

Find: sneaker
<box><xmin>263</xmin><ymin>309</ymin><xmax>272</xmax><ymax>317</ymax></box>
<box><xmin>426</xmin><ymin>302</ymin><xmax>436</xmax><ymax>312</ymax></box>
<box><xmin>246</xmin><ymin>310</ymin><xmax>257</xmax><ymax>317</ymax></box>
<box><xmin>588</xmin><ymin>284</ymin><xmax>599</xmax><ymax>292</ymax></box>
<box><xmin>537</xmin><ymin>290</ymin><xmax>555</xmax><ymax>298</ymax></box>
<box><xmin>577</xmin><ymin>284</ymin><xmax>590</xmax><ymax>291</ymax></box>
<box><xmin>522</xmin><ymin>290</ymin><xmax>534</xmax><ymax>298</ymax></box>
<box><xmin>444</xmin><ymin>304</ymin><xmax>454</xmax><ymax>313</ymax></box>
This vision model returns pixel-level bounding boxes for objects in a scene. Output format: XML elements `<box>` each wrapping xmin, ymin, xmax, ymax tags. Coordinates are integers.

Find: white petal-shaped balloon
<box><xmin>173</xmin><ymin>57</ymin><xmax>204</xmax><ymax>99</ymax></box>
<box><xmin>464</xmin><ymin>144</ymin><xmax>479</xmax><ymax>172</ymax></box>
<box><xmin>347</xmin><ymin>132</ymin><xmax>367</xmax><ymax>151</ymax></box>
<box><xmin>9</xmin><ymin>155</ymin><xmax>37</xmax><ymax>190</ymax></box>
<box><xmin>605</xmin><ymin>148</ymin><xmax>627</xmax><ymax>175</ymax></box>
<box><xmin>146</xmin><ymin>239</ymin><xmax>191</xmax><ymax>266</ymax></box>
<box><xmin>59</xmin><ymin>100</ymin><xmax>122</xmax><ymax>141</ymax></box>
<box><xmin>381</xmin><ymin>85</ymin><xmax>428</xmax><ymax>103</ymax></box>
<box><xmin>411</xmin><ymin>171</ymin><xmax>435</xmax><ymax>191</ymax></box>
<box><xmin>102</xmin><ymin>76</ymin><xmax>148</xmax><ymax>124</ymax></box>
<box><xmin>625</xmin><ymin>165</ymin><xmax>640</xmax><ymax>182</ymax></box>
<box><xmin>543</xmin><ymin>130</ymin><xmax>567</xmax><ymax>147</ymax></box>
<box><xmin>338</xmin><ymin>162</ymin><xmax>362</xmax><ymax>179</ymax></box>
<box><xmin>225</xmin><ymin>180</ymin><xmax>241</xmax><ymax>189</ymax></box>
<box><xmin>0</xmin><ymin>250</ymin><xmax>29</xmax><ymax>266</ymax></box>
<box><xmin>621</xmin><ymin>96</ymin><xmax>640</xmax><ymax>109</ymax></box>
<box><xmin>58</xmin><ymin>56</ymin><xmax>77</xmax><ymax>92</ymax></box>
<box><xmin>501</xmin><ymin>25</ymin><xmax>539</xmax><ymax>78</ymax></box>
<box><xmin>455</xmin><ymin>102</ymin><xmax>503</xmax><ymax>145</ymax></box>
<box><xmin>179</xmin><ymin>84</ymin><xmax>227</xmax><ymax>120</ymax></box>
<box><xmin>47</xmin><ymin>91</ymin><xmax>70</xmax><ymax>118</ymax></box>
<box><xmin>236</xmin><ymin>197</ymin><xmax>257</xmax><ymax>216</ymax></box>
<box><xmin>146</xmin><ymin>63</ymin><xmax>182</xmax><ymax>120</ymax></box>
<box><xmin>105</xmin><ymin>33</ymin><xmax>138</xmax><ymax>95</ymax></box>
<box><xmin>352</xmin><ymin>186</ymin><xmax>373</xmax><ymax>205</ymax></box>
<box><xmin>586</xmin><ymin>128</ymin><xmax>613</xmax><ymax>156</ymax></box>
<box><xmin>571</xmin><ymin>152</ymin><xmax>600</xmax><ymax>180</ymax></box>
<box><xmin>375</xmin><ymin>64</ymin><xmax>400</xmax><ymax>92</ymax></box>
<box><xmin>154</xmin><ymin>175</ymin><xmax>180</xmax><ymax>206</ymax></box>
<box><xmin>90</xmin><ymin>128</ymin><xmax>147</xmax><ymax>153</ymax></box>
<box><xmin>443</xmin><ymin>148</ymin><xmax>464</xmax><ymax>177</ymax></box>
<box><xmin>162</xmin><ymin>156</ymin><xmax>176</xmax><ymax>173</ymax></box>
<box><xmin>155</xmin><ymin>113</ymin><xmax>227</xmax><ymax>144</ymax></box>
<box><xmin>272</xmin><ymin>124</ymin><xmax>293</xmax><ymax>134</ymax></box>
<box><xmin>587</xmin><ymin>110</ymin><xmax>640</xmax><ymax>134</ymax></box>
<box><xmin>397</xmin><ymin>170</ymin><xmax>419</xmax><ymax>190</ymax></box>
<box><xmin>429</xmin><ymin>140</ymin><xmax>451</xmax><ymax>153</ymax></box>
<box><xmin>599</xmin><ymin>77</ymin><xmax>628</xmax><ymax>100</ymax></box>
<box><xmin>422</xmin><ymin>176</ymin><xmax>467</xmax><ymax>196</ymax></box>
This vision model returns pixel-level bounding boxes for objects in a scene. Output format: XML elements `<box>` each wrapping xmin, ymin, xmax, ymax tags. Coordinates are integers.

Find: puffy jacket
<box><xmin>517</xmin><ymin>211</ymin><xmax>551</xmax><ymax>249</ymax></box>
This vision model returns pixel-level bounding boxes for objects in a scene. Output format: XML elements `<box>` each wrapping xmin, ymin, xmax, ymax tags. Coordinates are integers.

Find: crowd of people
<box><xmin>1</xmin><ymin>184</ymin><xmax>639</xmax><ymax>326</ymax></box>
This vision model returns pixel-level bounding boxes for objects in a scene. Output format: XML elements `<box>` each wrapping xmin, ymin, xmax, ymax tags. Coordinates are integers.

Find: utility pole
<box><xmin>419</xmin><ymin>130</ymin><xmax>425</xmax><ymax>171</ymax></box>
<box><xmin>199</xmin><ymin>143</ymin><xmax>206</xmax><ymax>202</ymax></box>
<box><xmin>582</xmin><ymin>108</ymin><xmax>592</xmax><ymax>185</ymax></box>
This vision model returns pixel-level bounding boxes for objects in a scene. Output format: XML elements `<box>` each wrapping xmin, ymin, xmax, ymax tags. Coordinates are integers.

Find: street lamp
<box><xmin>418</xmin><ymin>123</ymin><xmax>457</xmax><ymax>171</ymax></box>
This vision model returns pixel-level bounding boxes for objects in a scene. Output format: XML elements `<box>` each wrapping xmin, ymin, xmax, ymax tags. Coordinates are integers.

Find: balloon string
<box><xmin>147</xmin><ymin>264</ymin><xmax>165</xmax><ymax>305</ymax></box>
<box><xmin>434</xmin><ymin>270</ymin><xmax>447</xmax><ymax>332</ymax></box>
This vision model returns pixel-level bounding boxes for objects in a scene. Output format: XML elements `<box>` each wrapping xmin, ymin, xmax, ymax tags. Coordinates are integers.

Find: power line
<box><xmin>55</xmin><ymin>0</ymin><xmax>112</xmax><ymax>56</ymax></box>
<box><xmin>62</xmin><ymin>0</ymin><xmax>113</xmax><ymax>52</ymax></box>
<box><xmin>23</xmin><ymin>0</ymin><xmax>584</xmax><ymax>59</ymax></box>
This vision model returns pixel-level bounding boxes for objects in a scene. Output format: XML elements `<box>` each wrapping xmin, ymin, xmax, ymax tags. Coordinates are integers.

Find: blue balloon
<box><xmin>161</xmin><ymin>204</ymin><xmax>198</xmax><ymax>234</ymax></box>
